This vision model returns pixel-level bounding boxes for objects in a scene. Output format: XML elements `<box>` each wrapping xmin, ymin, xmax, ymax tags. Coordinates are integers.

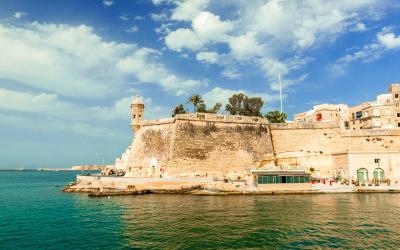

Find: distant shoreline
<box><xmin>0</xmin><ymin>169</ymin><xmax>96</xmax><ymax>171</ymax></box>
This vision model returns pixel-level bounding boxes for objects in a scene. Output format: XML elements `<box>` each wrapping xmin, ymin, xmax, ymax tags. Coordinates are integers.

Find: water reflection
<box><xmin>107</xmin><ymin>194</ymin><xmax>400</xmax><ymax>249</ymax></box>
<box><xmin>3</xmin><ymin>172</ymin><xmax>399</xmax><ymax>250</ymax></box>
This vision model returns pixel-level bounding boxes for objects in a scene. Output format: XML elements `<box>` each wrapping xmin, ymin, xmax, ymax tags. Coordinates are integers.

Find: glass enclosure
<box><xmin>257</xmin><ymin>175</ymin><xmax>310</xmax><ymax>184</ymax></box>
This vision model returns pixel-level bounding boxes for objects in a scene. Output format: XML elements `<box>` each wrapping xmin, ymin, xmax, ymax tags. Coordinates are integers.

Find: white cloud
<box><xmin>331</xmin><ymin>27</ymin><xmax>400</xmax><ymax>76</ymax></box>
<box><xmin>14</xmin><ymin>12</ymin><xmax>27</xmax><ymax>19</ymax></box>
<box><xmin>228</xmin><ymin>32</ymin><xmax>262</xmax><ymax>60</ymax></box>
<box><xmin>196</xmin><ymin>51</ymin><xmax>219</xmax><ymax>64</ymax></box>
<box><xmin>0</xmin><ymin>88</ymin><xmax>129</xmax><ymax>122</ymax></box>
<box><xmin>246</xmin><ymin>0</ymin><xmax>378</xmax><ymax>49</ymax></box>
<box><xmin>102</xmin><ymin>0</ymin><xmax>113</xmax><ymax>6</ymax></box>
<box><xmin>150</xmin><ymin>13</ymin><xmax>169</xmax><ymax>22</ymax></box>
<box><xmin>165</xmin><ymin>11</ymin><xmax>233</xmax><ymax>51</ymax></box>
<box><xmin>134</xmin><ymin>16</ymin><xmax>145</xmax><ymax>20</ymax></box>
<box><xmin>165</xmin><ymin>28</ymin><xmax>203</xmax><ymax>51</ymax></box>
<box><xmin>355</xmin><ymin>22</ymin><xmax>366</xmax><ymax>31</ymax></box>
<box><xmin>0</xmin><ymin>113</ymin><xmax>126</xmax><ymax>139</ymax></box>
<box><xmin>261</xmin><ymin>59</ymin><xmax>289</xmax><ymax>79</ymax></box>
<box><xmin>120</xmin><ymin>14</ymin><xmax>129</xmax><ymax>21</ymax></box>
<box><xmin>151</xmin><ymin>0</ymin><xmax>175</xmax><ymax>6</ymax></box>
<box><xmin>126</xmin><ymin>26</ymin><xmax>139</xmax><ymax>33</ymax></box>
<box><xmin>0</xmin><ymin>22</ymin><xmax>203</xmax><ymax>97</ymax></box>
<box><xmin>269</xmin><ymin>74</ymin><xmax>308</xmax><ymax>92</ymax></box>
<box><xmin>116</xmin><ymin>48</ymin><xmax>207</xmax><ymax>95</ymax></box>
<box><xmin>171</xmin><ymin>0</ymin><xmax>210</xmax><ymax>21</ymax></box>
<box><xmin>0</xmin><ymin>86</ymin><xmax>172</xmax><ymax>136</ymax></box>
<box><xmin>377</xmin><ymin>29</ymin><xmax>400</xmax><ymax>49</ymax></box>
<box><xmin>222</xmin><ymin>68</ymin><xmax>241</xmax><ymax>79</ymax></box>
<box><xmin>155</xmin><ymin>23</ymin><xmax>173</xmax><ymax>34</ymax></box>
<box><xmin>334</xmin><ymin>27</ymin><xmax>400</xmax><ymax>70</ymax></box>
<box><xmin>161</xmin><ymin>0</ymin><xmax>383</xmax><ymax>86</ymax></box>
<box><xmin>192</xmin><ymin>11</ymin><xmax>233</xmax><ymax>41</ymax></box>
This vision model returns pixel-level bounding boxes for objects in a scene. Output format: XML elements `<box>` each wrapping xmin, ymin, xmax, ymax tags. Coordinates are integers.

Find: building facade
<box><xmin>294</xmin><ymin>104</ymin><xmax>349</xmax><ymax>129</ymax></box>
<box><xmin>294</xmin><ymin>83</ymin><xmax>400</xmax><ymax>130</ymax></box>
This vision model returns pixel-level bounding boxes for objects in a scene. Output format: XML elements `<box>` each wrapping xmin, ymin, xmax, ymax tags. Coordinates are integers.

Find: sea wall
<box><xmin>270</xmin><ymin>123</ymin><xmax>400</xmax><ymax>176</ymax></box>
<box><xmin>126</xmin><ymin>113</ymin><xmax>274</xmax><ymax>178</ymax></box>
<box><xmin>125</xmin><ymin>114</ymin><xmax>400</xmax><ymax>179</ymax></box>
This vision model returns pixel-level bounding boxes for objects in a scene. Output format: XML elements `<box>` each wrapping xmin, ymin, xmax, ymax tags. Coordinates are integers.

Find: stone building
<box><xmin>333</xmin><ymin>151</ymin><xmax>400</xmax><ymax>184</ymax></box>
<box><xmin>294</xmin><ymin>104</ymin><xmax>349</xmax><ymax>129</ymax></box>
<box><xmin>391</xmin><ymin>84</ymin><xmax>400</xmax><ymax>127</ymax></box>
<box><xmin>109</xmin><ymin>94</ymin><xmax>400</xmax><ymax>188</ymax></box>
<box><xmin>294</xmin><ymin>83</ymin><xmax>400</xmax><ymax>130</ymax></box>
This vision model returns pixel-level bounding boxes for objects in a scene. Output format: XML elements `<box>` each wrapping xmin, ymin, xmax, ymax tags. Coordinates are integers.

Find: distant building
<box><xmin>391</xmin><ymin>84</ymin><xmax>400</xmax><ymax>128</ymax></box>
<box><xmin>294</xmin><ymin>83</ymin><xmax>400</xmax><ymax>130</ymax></box>
<box><xmin>294</xmin><ymin>103</ymin><xmax>349</xmax><ymax>129</ymax></box>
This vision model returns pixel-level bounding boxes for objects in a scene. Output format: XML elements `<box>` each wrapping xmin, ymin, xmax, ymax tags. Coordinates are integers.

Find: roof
<box><xmin>251</xmin><ymin>169</ymin><xmax>310</xmax><ymax>176</ymax></box>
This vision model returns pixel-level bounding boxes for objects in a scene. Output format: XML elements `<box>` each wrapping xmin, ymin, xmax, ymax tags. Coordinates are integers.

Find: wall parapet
<box><xmin>175</xmin><ymin>113</ymin><xmax>269</xmax><ymax>124</ymax></box>
<box><xmin>142</xmin><ymin>118</ymin><xmax>176</xmax><ymax>127</ymax></box>
<box><xmin>270</xmin><ymin>122</ymin><xmax>340</xmax><ymax>130</ymax></box>
<box><xmin>339</xmin><ymin>129</ymin><xmax>400</xmax><ymax>137</ymax></box>
<box><xmin>143</xmin><ymin>113</ymin><xmax>269</xmax><ymax>126</ymax></box>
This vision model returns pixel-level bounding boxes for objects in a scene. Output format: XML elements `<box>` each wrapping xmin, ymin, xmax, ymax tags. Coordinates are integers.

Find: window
<box><xmin>375</xmin><ymin>159</ymin><xmax>380</xmax><ymax>164</ymax></box>
<box><xmin>398</xmin><ymin>123</ymin><xmax>400</xmax><ymax>127</ymax></box>
<box><xmin>397</xmin><ymin>113</ymin><xmax>400</xmax><ymax>117</ymax></box>
<box><xmin>396</xmin><ymin>94</ymin><xmax>399</xmax><ymax>98</ymax></box>
<box><xmin>257</xmin><ymin>175</ymin><xmax>310</xmax><ymax>184</ymax></box>
<box><xmin>133</xmin><ymin>115</ymin><xmax>136</xmax><ymax>118</ymax></box>
<box><xmin>316</xmin><ymin>113</ymin><xmax>322</xmax><ymax>121</ymax></box>
<box><xmin>356</xmin><ymin>111</ymin><xmax>362</xmax><ymax>118</ymax></box>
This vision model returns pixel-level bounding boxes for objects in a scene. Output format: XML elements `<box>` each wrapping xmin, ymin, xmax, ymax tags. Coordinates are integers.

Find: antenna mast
<box><xmin>279</xmin><ymin>74</ymin><xmax>283</xmax><ymax>113</ymax></box>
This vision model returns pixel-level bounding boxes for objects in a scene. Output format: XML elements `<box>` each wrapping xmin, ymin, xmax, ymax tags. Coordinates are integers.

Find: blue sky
<box><xmin>1</xmin><ymin>0</ymin><xmax>400</xmax><ymax>169</ymax></box>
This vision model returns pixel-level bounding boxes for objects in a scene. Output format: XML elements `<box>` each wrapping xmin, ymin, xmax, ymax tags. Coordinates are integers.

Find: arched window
<box><xmin>373</xmin><ymin>168</ymin><xmax>385</xmax><ymax>182</ymax></box>
<box><xmin>357</xmin><ymin>168</ymin><xmax>368</xmax><ymax>184</ymax></box>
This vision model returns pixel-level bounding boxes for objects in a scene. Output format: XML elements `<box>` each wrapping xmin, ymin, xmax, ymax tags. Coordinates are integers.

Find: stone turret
<box><xmin>131</xmin><ymin>95</ymin><xmax>144</xmax><ymax>132</ymax></box>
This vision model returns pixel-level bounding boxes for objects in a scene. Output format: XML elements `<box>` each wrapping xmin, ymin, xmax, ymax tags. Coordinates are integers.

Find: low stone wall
<box><xmin>76</xmin><ymin>175</ymin><xmax>212</xmax><ymax>189</ymax></box>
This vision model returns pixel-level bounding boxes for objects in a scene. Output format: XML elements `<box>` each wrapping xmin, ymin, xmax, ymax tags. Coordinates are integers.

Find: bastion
<box><xmin>65</xmin><ymin>96</ymin><xmax>400</xmax><ymax>195</ymax></box>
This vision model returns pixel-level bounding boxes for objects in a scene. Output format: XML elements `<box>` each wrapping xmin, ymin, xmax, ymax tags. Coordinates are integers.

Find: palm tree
<box><xmin>265</xmin><ymin>111</ymin><xmax>287</xmax><ymax>123</ymax></box>
<box><xmin>187</xmin><ymin>94</ymin><xmax>204</xmax><ymax>113</ymax></box>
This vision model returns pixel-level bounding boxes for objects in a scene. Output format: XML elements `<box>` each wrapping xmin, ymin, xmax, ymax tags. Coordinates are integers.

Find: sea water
<box><xmin>1</xmin><ymin>171</ymin><xmax>400</xmax><ymax>249</ymax></box>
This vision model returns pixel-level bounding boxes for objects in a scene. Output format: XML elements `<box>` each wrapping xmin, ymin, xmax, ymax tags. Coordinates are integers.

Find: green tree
<box><xmin>265</xmin><ymin>111</ymin><xmax>287</xmax><ymax>123</ymax></box>
<box><xmin>172</xmin><ymin>104</ymin><xmax>186</xmax><ymax>117</ymax></box>
<box><xmin>209</xmin><ymin>102</ymin><xmax>222</xmax><ymax>114</ymax></box>
<box><xmin>196</xmin><ymin>103</ymin><xmax>207</xmax><ymax>113</ymax></box>
<box><xmin>196</xmin><ymin>102</ymin><xmax>222</xmax><ymax>113</ymax></box>
<box><xmin>187</xmin><ymin>94</ymin><xmax>204</xmax><ymax>112</ymax></box>
<box><xmin>225</xmin><ymin>93</ymin><xmax>264</xmax><ymax>117</ymax></box>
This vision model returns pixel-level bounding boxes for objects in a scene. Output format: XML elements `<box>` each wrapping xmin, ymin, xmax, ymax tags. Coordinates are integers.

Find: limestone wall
<box><xmin>270</xmin><ymin>126</ymin><xmax>400</xmax><ymax>176</ymax></box>
<box><xmin>126</xmin><ymin>121</ymin><xmax>175</xmax><ymax>177</ymax></box>
<box><xmin>126</xmin><ymin>114</ymin><xmax>274</xmax><ymax>178</ymax></box>
<box><xmin>125</xmin><ymin>113</ymin><xmax>400</xmax><ymax>179</ymax></box>
<box><xmin>166</xmin><ymin>119</ymin><xmax>274</xmax><ymax>178</ymax></box>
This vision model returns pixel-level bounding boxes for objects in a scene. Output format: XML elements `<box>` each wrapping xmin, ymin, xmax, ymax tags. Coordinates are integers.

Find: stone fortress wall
<box><xmin>124</xmin><ymin>111</ymin><xmax>400</xmax><ymax>180</ymax></box>
<box><xmin>123</xmin><ymin>96</ymin><xmax>400</xmax><ymax>180</ymax></box>
<box><xmin>270</xmin><ymin>123</ymin><xmax>400</xmax><ymax>177</ymax></box>
<box><xmin>126</xmin><ymin>113</ymin><xmax>274</xmax><ymax>179</ymax></box>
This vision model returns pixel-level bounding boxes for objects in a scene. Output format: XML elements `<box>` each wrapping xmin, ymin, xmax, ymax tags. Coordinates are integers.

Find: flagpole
<box><xmin>279</xmin><ymin>74</ymin><xmax>283</xmax><ymax>113</ymax></box>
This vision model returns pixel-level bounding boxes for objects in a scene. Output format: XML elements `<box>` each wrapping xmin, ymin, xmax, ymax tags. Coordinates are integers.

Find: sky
<box><xmin>1</xmin><ymin>0</ymin><xmax>400</xmax><ymax>169</ymax></box>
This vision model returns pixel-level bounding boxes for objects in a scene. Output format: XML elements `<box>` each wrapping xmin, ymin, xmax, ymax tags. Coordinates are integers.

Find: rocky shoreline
<box><xmin>63</xmin><ymin>180</ymin><xmax>400</xmax><ymax>197</ymax></box>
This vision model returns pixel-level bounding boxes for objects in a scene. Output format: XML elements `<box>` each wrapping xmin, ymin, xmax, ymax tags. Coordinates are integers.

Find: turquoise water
<box><xmin>1</xmin><ymin>171</ymin><xmax>400</xmax><ymax>249</ymax></box>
